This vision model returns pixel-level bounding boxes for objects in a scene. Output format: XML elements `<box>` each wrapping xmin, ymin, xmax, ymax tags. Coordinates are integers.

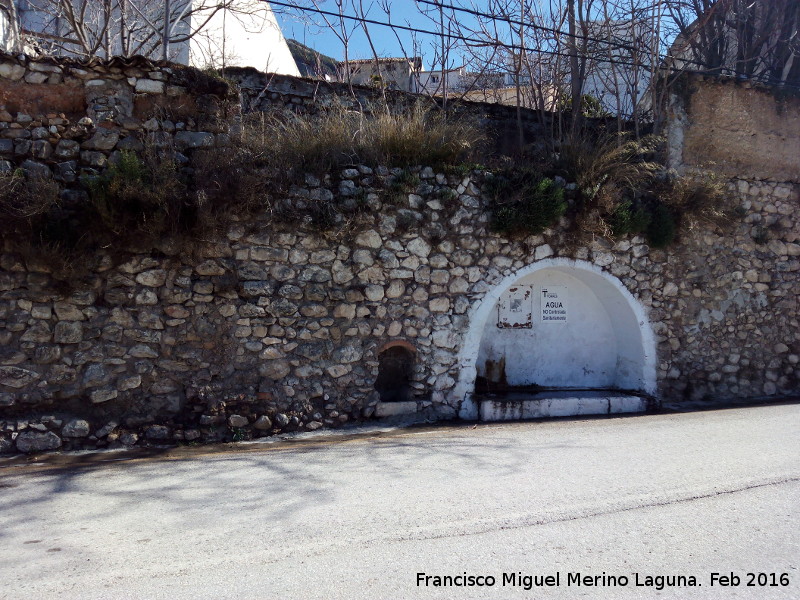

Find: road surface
<box><xmin>1</xmin><ymin>403</ymin><xmax>798</xmax><ymax>599</ymax></box>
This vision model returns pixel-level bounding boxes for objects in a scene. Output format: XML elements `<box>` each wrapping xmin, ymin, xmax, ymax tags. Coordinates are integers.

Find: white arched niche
<box><xmin>452</xmin><ymin>258</ymin><xmax>657</xmax><ymax>420</ymax></box>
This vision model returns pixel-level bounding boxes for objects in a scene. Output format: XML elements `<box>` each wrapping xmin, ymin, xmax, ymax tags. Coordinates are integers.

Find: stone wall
<box><xmin>0</xmin><ymin>54</ymin><xmax>798</xmax><ymax>455</ymax></box>
<box><xmin>2</xmin><ymin>163</ymin><xmax>798</xmax><ymax>454</ymax></box>
<box><xmin>0</xmin><ymin>52</ymin><xmax>232</xmax><ymax>184</ymax></box>
<box><xmin>225</xmin><ymin>68</ymin><xmax>561</xmax><ymax>156</ymax></box>
<box><xmin>667</xmin><ymin>74</ymin><xmax>800</xmax><ymax>183</ymax></box>
<box><xmin>662</xmin><ymin>75</ymin><xmax>800</xmax><ymax>399</ymax></box>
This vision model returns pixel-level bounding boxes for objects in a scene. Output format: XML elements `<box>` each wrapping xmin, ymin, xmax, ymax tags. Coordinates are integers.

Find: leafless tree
<box><xmin>268</xmin><ymin>0</ymin><xmax>797</xmax><ymax>146</ymax></box>
<box><xmin>292</xmin><ymin>0</ymin><xmax>359</xmax><ymax>89</ymax></box>
<box><xmin>17</xmin><ymin>0</ymin><xmax>273</xmax><ymax>63</ymax></box>
<box><xmin>664</xmin><ymin>0</ymin><xmax>799</xmax><ymax>86</ymax></box>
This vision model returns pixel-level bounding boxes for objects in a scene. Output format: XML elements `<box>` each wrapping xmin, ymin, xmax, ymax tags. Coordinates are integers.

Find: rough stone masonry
<box><xmin>1</xmin><ymin>163</ymin><xmax>797</xmax><ymax>454</ymax></box>
<box><xmin>0</xmin><ymin>55</ymin><xmax>798</xmax><ymax>454</ymax></box>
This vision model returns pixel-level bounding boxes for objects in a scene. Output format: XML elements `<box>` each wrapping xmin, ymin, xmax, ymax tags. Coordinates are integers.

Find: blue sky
<box><xmin>273</xmin><ymin>1</ymin><xmax>491</xmax><ymax>70</ymax></box>
<box><xmin>272</xmin><ymin>1</ymin><xmax>688</xmax><ymax>75</ymax></box>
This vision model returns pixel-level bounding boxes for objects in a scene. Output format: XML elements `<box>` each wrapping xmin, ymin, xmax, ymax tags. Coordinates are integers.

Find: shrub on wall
<box><xmin>359</xmin><ymin>103</ymin><xmax>484</xmax><ymax>168</ymax></box>
<box><xmin>0</xmin><ymin>169</ymin><xmax>80</xmax><ymax>279</ymax></box>
<box><xmin>0</xmin><ymin>143</ymin><xmax>274</xmax><ymax>285</ymax></box>
<box><xmin>83</xmin><ymin>150</ymin><xmax>187</xmax><ymax>242</ymax></box>
<box><xmin>657</xmin><ymin>169</ymin><xmax>733</xmax><ymax>232</ymax></box>
<box><xmin>0</xmin><ymin>101</ymin><xmax>738</xmax><ymax>288</ymax></box>
<box><xmin>0</xmin><ymin>169</ymin><xmax>60</xmax><ymax>221</ymax></box>
<box><xmin>604</xmin><ymin>171</ymin><xmax>731</xmax><ymax>247</ymax></box>
<box><xmin>486</xmin><ymin>169</ymin><xmax>566</xmax><ymax>236</ymax></box>
<box><xmin>608</xmin><ymin>199</ymin><xmax>650</xmax><ymax>237</ymax></box>
<box><xmin>557</xmin><ymin>133</ymin><xmax>734</xmax><ymax>248</ymax></box>
<box><xmin>644</xmin><ymin>202</ymin><xmax>677</xmax><ymax>248</ymax></box>
<box><xmin>561</xmin><ymin>133</ymin><xmax>661</xmax><ymax>209</ymax></box>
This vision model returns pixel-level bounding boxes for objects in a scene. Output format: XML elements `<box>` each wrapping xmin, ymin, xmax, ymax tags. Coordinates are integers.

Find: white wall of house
<box><xmin>0</xmin><ymin>5</ymin><xmax>19</xmax><ymax>53</ymax></box>
<box><xmin>187</xmin><ymin>1</ymin><xmax>299</xmax><ymax>74</ymax></box>
<box><xmin>14</xmin><ymin>0</ymin><xmax>299</xmax><ymax>75</ymax></box>
<box><xmin>417</xmin><ymin>67</ymin><xmax>507</xmax><ymax>96</ymax></box>
<box><xmin>579</xmin><ymin>19</ymin><xmax>654</xmax><ymax>117</ymax></box>
<box><xmin>416</xmin><ymin>67</ymin><xmax>465</xmax><ymax>95</ymax></box>
<box><xmin>582</xmin><ymin>59</ymin><xmax>651</xmax><ymax>116</ymax></box>
<box><xmin>343</xmin><ymin>58</ymin><xmax>421</xmax><ymax>92</ymax></box>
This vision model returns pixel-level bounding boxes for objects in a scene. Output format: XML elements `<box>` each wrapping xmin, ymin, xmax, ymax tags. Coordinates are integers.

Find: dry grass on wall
<box><xmin>241</xmin><ymin>101</ymin><xmax>486</xmax><ymax>176</ymax></box>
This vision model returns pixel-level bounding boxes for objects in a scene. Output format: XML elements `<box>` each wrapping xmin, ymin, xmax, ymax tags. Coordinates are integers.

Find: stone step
<box><xmin>375</xmin><ymin>400</ymin><xmax>418</xmax><ymax>417</ymax></box>
<box><xmin>477</xmin><ymin>390</ymin><xmax>648</xmax><ymax>421</ymax></box>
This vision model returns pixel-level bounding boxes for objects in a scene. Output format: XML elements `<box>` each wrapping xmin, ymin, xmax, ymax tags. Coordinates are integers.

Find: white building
<box><xmin>579</xmin><ymin>19</ymin><xmax>654</xmax><ymax>117</ymax></box>
<box><xmin>177</xmin><ymin>0</ymin><xmax>299</xmax><ymax>74</ymax></box>
<box><xmin>0</xmin><ymin>2</ymin><xmax>19</xmax><ymax>52</ymax></box>
<box><xmin>416</xmin><ymin>65</ymin><xmax>506</xmax><ymax>97</ymax></box>
<box><xmin>341</xmin><ymin>57</ymin><xmax>422</xmax><ymax>93</ymax></box>
<box><xmin>13</xmin><ymin>0</ymin><xmax>299</xmax><ymax>75</ymax></box>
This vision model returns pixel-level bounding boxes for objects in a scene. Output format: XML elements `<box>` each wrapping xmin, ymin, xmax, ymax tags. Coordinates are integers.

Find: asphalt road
<box><xmin>1</xmin><ymin>403</ymin><xmax>798</xmax><ymax>600</ymax></box>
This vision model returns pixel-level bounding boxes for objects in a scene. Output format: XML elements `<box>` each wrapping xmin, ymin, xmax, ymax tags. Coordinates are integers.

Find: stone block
<box><xmin>20</xmin><ymin>160</ymin><xmax>51</xmax><ymax>178</ymax></box>
<box><xmin>54</xmin><ymin>302</ymin><xmax>86</xmax><ymax>321</ymax></box>
<box><xmin>21</xmin><ymin>322</ymin><xmax>52</xmax><ymax>343</ymax></box>
<box><xmin>535</xmin><ymin>244</ymin><xmax>555</xmax><ymax>260</ymax></box>
<box><xmin>355</xmin><ymin>230</ymin><xmax>382</xmax><ymax>248</ymax></box>
<box><xmin>118</xmin><ymin>375</ymin><xmax>142</xmax><ymax>390</ymax></box>
<box><xmin>62</xmin><ymin>419</ymin><xmax>91</xmax><ymax>438</ymax></box>
<box><xmin>253</xmin><ymin>416</ymin><xmax>273</xmax><ymax>430</ymax></box>
<box><xmin>364</xmin><ymin>285</ymin><xmax>384</xmax><ymax>302</ymax></box>
<box><xmin>0</xmin><ymin>62</ymin><xmax>26</xmax><ymax>80</ymax></box>
<box><xmin>135</xmin><ymin>269</ymin><xmax>167</xmax><ymax>287</ymax></box>
<box><xmin>175</xmin><ymin>131</ymin><xmax>214</xmax><ymax>149</ymax></box>
<box><xmin>332</xmin><ymin>345</ymin><xmax>362</xmax><ymax>364</ymax></box>
<box><xmin>228</xmin><ymin>415</ymin><xmax>248</xmax><ymax>428</ymax></box>
<box><xmin>16</xmin><ymin>431</ymin><xmax>62</xmax><ymax>453</ymax></box>
<box><xmin>259</xmin><ymin>360</ymin><xmax>291</xmax><ymax>380</ymax></box>
<box><xmin>429</xmin><ymin>297</ymin><xmax>451</xmax><ymax>313</ymax></box>
<box><xmin>145</xmin><ymin>425</ymin><xmax>170</xmax><ymax>440</ymax></box>
<box><xmin>83</xmin><ymin>364</ymin><xmax>111</xmax><ymax>388</ymax></box>
<box><xmin>54</xmin><ymin>322</ymin><xmax>83</xmax><ymax>344</ymax></box>
<box><xmin>31</xmin><ymin>140</ymin><xmax>53</xmax><ymax>159</ymax></box>
<box><xmin>407</xmin><ymin>238</ymin><xmax>431</xmax><ymax>258</ymax></box>
<box><xmin>82</xmin><ymin>130</ymin><xmax>120</xmax><ymax>151</ymax></box>
<box><xmin>375</xmin><ymin>401</ymin><xmax>417</xmax><ymax>417</ymax></box>
<box><xmin>135</xmin><ymin>79</ymin><xmax>165</xmax><ymax>94</ymax></box>
<box><xmin>0</xmin><ymin>366</ymin><xmax>40</xmax><ymax>389</ymax></box>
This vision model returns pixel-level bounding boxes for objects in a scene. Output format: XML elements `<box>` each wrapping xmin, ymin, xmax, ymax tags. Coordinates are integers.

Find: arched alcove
<box><xmin>452</xmin><ymin>258</ymin><xmax>657</xmax><ymax>419</ymax></box>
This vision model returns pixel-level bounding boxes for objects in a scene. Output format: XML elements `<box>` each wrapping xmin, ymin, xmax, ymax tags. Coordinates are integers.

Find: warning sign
<box><xmin>541</xmin><ymin>286</ymin><xmax>567</xmax><ymax>322</ymax></box>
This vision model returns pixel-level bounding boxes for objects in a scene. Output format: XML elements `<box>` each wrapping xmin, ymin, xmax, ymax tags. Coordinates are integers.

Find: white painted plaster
<box><xmin>452</xmin><ymin>258</ymin><xmax>657</xmax><ymax>420</ymax></box>
<box><xmin>666</xmin><ymin>91</ymin><xmax>688</xmax><ymax>173</ymax></box>
<box><xmin>188</xmin><ymin>1</ymin><xmax>300</xmax><ymax>74</ymax></box>
<box><xmin>477</xmin><ymin>270</ymin><xmax>618</xmax><ymax>388</ymax></box>
<box><xmin>479</xmin><ymin>394</ymin><xmax>647</xmax><ymax>420</ymax></box>
<box><xmin>0</xmin><ymin>7</ymin><xmax>19</xmax><ymax>53</ymax></box>
<box><xmin>17</xmin><ymin>1</ymin><xmax>300</xmax><ymax>75</ymax></box>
